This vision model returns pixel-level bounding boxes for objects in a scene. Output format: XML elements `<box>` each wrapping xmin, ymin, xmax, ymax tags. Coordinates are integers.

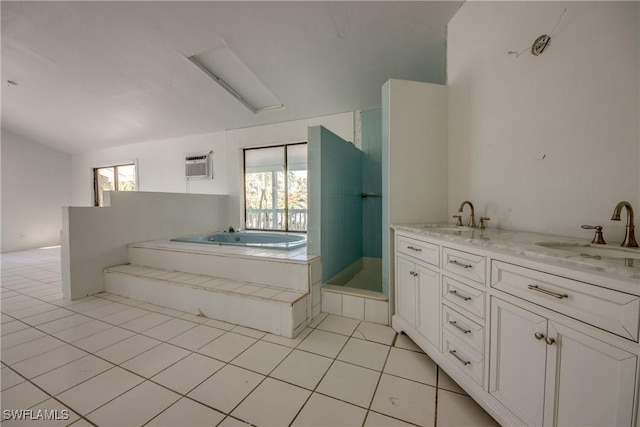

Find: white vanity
<box><xmin>391</xmin><ymin>224</ymin><xmax>640</xmax><ymax>426</ymax></box>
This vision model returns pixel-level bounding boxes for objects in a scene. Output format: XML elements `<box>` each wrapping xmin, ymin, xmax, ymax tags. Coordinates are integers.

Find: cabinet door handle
<box><xmin>449</xmin><ymin>290</ymin><xmax>471</xmax><ymax>301</ymax></box>
<box><xmin>527</xmin><ymin>285</ymin><xmax>568</xmax><ymax>299</ymax></box>
<box><xmin>534</xmin><ymin>332</ymin><xmax>545</xmax><ymax>340</ymax></box>
<box><xmin>449</xmin><ymin>350</ymin><xmax>471</xmax><ymax>366</ymax></box>
<box><xmin>449</xmin><ymin>320</ymin><xmax>471</xmax><ymax>334</ymax></box>
<box><xmin>407</xmin><ymin>246</ymin><xmax>422</xmax><ymax>252</ymax></box>
<box><xmin>409</xmin><ymin>271</ymin><xmax>418</xmax><ymax>277</ymax></box>
<box><xmin>545</xmin><ymin>337</ymin><xmax>556</xmax><ymax>345</ymax></box>
<box><xmin>449</xmin><ymin>259</ymin><xmax>472</xmax><ymax>269</ymax></box>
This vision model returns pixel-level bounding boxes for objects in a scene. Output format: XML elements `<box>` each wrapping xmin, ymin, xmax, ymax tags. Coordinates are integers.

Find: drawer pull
<box><xmin>527</xmin><ymin>284</ymin><xmax>568</xmax><ymax>300</ymax></box>
<box><xmin>449</xmin><ymin>290</ymin><xmax>471</xmax><ymax>301</ymax></box>
<box><xmin>449</xmin><ymin>259</ymin><xmax>472</xmax><ymax>269</ymax></box>
<box><xmin>449</xmin><ymin>350</ymin><xmax>471</xmax><ymax>366</ymax></box>
<box><xmin>449</xmin><ymin>320</ymin><xmax>471</xmax><ymax>334</ymax></box>
<box><xmin>407</xmin><ymin>246</ymin><xmax>422</xmax><ymax>252</ymax></box>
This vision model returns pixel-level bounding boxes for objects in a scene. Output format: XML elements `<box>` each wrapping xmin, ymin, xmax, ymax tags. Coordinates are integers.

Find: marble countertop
<box><xmin>392</xmin><ymin>223</ymin><xmax>640</xmax><ymax>286</ymax></box>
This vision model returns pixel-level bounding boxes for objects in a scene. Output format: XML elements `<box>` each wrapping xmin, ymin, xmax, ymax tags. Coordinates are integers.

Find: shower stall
<box><xmin>307</xmin><ymin>108</ymin><xmax>383</xmax><ymax>296</ymax></box>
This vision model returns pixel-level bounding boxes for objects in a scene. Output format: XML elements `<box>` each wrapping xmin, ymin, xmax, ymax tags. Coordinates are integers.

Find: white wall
<box><xmin>1</xmin><ymin>129</ymin><xmax>71</xmax><ymax>252</ymax></box>
<box><xmin>62</xmin><ymin>191</ymin><xmax>229</xmax><ymax>299</ymax></box>
<box><xmin>448</xmin><ymin>2</ymin><xmax>639</xmax><ymax>242</ymax></box>
<box><xmin>71</xmin><ymin>112</ymin><xmax>354</xmax><ymax>225</ymax></box>
<box><xmin>71</xmin><ymin>131</ymin><xmax>228</xmax><ymax>206</ymax></box>
<box><xmin>382</xmin><ymin>79</ymin><xmax>448</xmax><ymax>297</ymax></box>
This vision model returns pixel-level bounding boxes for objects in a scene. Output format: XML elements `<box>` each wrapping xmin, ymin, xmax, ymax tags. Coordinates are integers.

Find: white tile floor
<box><xmin>0</xmin><ymin>247</ymin><xmax>499</xmax><ymax>427</ymax></box>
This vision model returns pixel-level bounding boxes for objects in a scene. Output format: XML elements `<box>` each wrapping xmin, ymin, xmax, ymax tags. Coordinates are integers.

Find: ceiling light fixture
<box><xmin>187</xmin><ymin>45</ymin><xmax>285</xmax><ymax>115</ymax></box>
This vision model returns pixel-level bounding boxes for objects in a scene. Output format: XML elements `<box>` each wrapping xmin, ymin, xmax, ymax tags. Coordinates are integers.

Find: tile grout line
<box><xmin>361</xmin><ymin>338</ymin><xmax>393</xmax><ymax>427</ymax></box>
<box><xmin>2</xmin><ymin>314</ymin><xmax>253</xmax><ymax>426</ymax></box>
<box><xmin>360</xmin><ymin>332</ymin><xmax>422</xmax><ymax>427</ymax></box>
<box><xmin>286</xmin><ymin>315</ymin><xmax>360</xmax><ymax>426</ymax></box>
<box><xmin>6</xmin><ymin>304</ymin><xmax>434</xmax><ymax>427</ymax></box>
<box><xmin>207</xmin><ymin>313</ymin><xmax>342</xmax><ymax>425</ymax></box>
<box><xmin>1</xmin><ymin>362</ymin><xmax>105</xmax><ymax>427</ymax></box>
<box><xmin>3</xmin><ymin>251</ymin><xmax>448</xmax><ymax>427</ymax></box>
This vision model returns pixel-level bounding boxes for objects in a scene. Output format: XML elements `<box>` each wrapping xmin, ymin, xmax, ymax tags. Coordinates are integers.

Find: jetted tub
<box><xmin>171</xmin><ymin>231</ymin><xmax>307</xmax><ymax>250</ymax></box>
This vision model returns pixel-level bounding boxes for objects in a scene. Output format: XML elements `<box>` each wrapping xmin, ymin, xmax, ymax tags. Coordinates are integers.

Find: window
<box><xmin>93</xmin><ymin>163</ymin><xmax>137</xmax><ymax>207</ymax></box>
<box><xmin>244</xmin><ymin>143</ymin><xmax>307</xmax><ymax>232</ymax></box>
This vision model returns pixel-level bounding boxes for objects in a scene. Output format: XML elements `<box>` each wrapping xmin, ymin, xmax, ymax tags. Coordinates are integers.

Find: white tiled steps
<box><xmin>104</xmin><ymin>264</ymin><xmax>308</xmax><ymax>338</ymax></box>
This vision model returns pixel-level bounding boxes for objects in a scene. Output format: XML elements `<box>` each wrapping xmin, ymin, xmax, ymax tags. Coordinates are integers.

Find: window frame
<box><xmin>92</xmin><ymin>160</ymin><xmax>138</xmax><ymax>207</ymax></box>
<box><xmin>243</xmin><ymin>142</ymin><xmax>307</xmax><ymax>233</ymax></box>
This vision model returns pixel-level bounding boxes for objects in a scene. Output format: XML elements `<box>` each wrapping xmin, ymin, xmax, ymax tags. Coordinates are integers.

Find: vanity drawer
<box><xmin>491</xmin><ymin>260</ymin><xmax>640</xmax><ymax>341</ymax></box>
<box><xmin>442</xmin><ymin>247</ymin><xmax>486</xmax><ymax>283</ymax></box>
<box><xmin>397</xmin><ymin>235</ymin><xmax>439</xmax><ymax>267</ymax></box>
<box><xmin>442</xmin><ymin>331</ymin><xmax>484</xmax><ymax>387</ymax></box>
<box><xmin>442</xmin><ymin>305</ymin><xmax>484</xmax><ymax>353</ymax></box>
<box><xmin>442</xmin><ymin>276</ymin><xmax>485</xmax><ymax>320</ymax></box>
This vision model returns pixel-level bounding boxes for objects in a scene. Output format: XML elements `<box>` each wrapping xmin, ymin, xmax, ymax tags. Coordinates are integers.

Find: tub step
<box><xmin>126</xmin><ymin>241</ymin><xmax>314</xmax><ymax>292</ymax></box>
<box><xmin>104</xmin><ymin>264</ymin><xmax>308</xmax><ymax>338</ymax></box>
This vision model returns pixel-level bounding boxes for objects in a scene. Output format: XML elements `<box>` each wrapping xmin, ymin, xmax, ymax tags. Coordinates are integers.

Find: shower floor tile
<box><xmin>0</xmin><ymin>246</ymin><xmax>498</xmax><ymax>427</ymax></box>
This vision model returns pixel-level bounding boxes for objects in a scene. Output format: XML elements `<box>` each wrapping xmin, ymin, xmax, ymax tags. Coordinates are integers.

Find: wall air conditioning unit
<box><xmin>185</xmin><ymin>151</ymin><xmax>212</xmax><ymax>180</ymax></box>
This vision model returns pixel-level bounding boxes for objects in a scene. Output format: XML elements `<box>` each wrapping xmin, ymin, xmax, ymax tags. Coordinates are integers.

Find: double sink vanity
<box><xmin>391</xmin><ymin>202</ymin><xmax>640</xmax><ymax>426</ymax></box>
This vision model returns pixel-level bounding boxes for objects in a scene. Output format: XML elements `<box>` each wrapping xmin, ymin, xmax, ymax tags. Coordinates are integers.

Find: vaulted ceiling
<box><xmin>1</xmin><ymin>1</ymin><xmax>463</xmax><ymax>153</ymax></box>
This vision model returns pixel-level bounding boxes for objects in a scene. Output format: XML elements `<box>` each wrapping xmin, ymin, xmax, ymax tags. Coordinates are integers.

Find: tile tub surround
<box><xmin>1</xmin><ymin>247</ymin><xmax>498</xmax><ymax>427</ymax></box>
<box><xmin>103</xmin><ymin>239</ymin><xmax>323</xmax><ymax>338</ymax></box>
<box><xmin>393</xmin><ymin>224</ymin><xmax>640</xmax><ymax>292</ymax></box>
<box><xmin>127</xmin><ymin>238</ymin><xmax>319</xmax><ymax>292</ymax></box>
<box><xmin>104</xmin><ymin>265</ymin><xmax>309</xmax><ymax>338</ymax></box>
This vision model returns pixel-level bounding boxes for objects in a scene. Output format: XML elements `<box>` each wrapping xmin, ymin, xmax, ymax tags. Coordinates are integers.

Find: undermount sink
<box><xmin>420</xmin><ymin>225</ymin><xmax>474</xmax><ymax>233</ymax></box>
<box><xmin>536</xmin><ymin>242</ymin><xmax>640</xmax><ymax>260</ymax></box>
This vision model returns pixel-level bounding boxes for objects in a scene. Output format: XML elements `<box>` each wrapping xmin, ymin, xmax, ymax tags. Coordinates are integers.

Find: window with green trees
<box><xmin>93</xmin><ymin>163</ymin><xmax>137</xmax><ymax>207</ymax></box>
<box><xmin>243</xmin><ymin>143</ymin><xmax>307</xmax><ymax>232</ymax></box>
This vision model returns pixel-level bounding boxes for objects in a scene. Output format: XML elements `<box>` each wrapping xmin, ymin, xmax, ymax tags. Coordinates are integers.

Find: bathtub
<box><xmin>171</xmin><ymin>231</ymin><xmax>307</xmax><ymax>250</ymax></box>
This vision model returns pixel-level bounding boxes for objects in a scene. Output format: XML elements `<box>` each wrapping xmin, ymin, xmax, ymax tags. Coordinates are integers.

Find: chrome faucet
<box><xmin>458</xmin><ymin>201</ymin><xmax>476</xmax><ymax>228</ymax></box>
<box><xmin>611</xmin><ymin>201</ymin><xmax>638</xmax><ymax>248</ymax></box>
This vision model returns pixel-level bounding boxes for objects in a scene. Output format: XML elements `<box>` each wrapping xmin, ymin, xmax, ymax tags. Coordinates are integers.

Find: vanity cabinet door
<box><xmin>543</xmin><ymin>322</ymin><xmax>637</xmax><ymax>427</ymax></box>
<box><xmin>489</xmin><ymin>298</ymin><xmax>547</xmax><ymax>427</ymax></box>
<box><xmin>416</xmin><ymin>264</ymin><xmax>440</xmax><ymax>348</ymax></box>
<box><xmin>490</xmin><ymin>297</ymin><xmax>638</xmax><ymax>427</ymax></box>
<box><xmin>396</xmin><ymin>255</ymin><xmax>417</xmax><ymax>327</ymax></box>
